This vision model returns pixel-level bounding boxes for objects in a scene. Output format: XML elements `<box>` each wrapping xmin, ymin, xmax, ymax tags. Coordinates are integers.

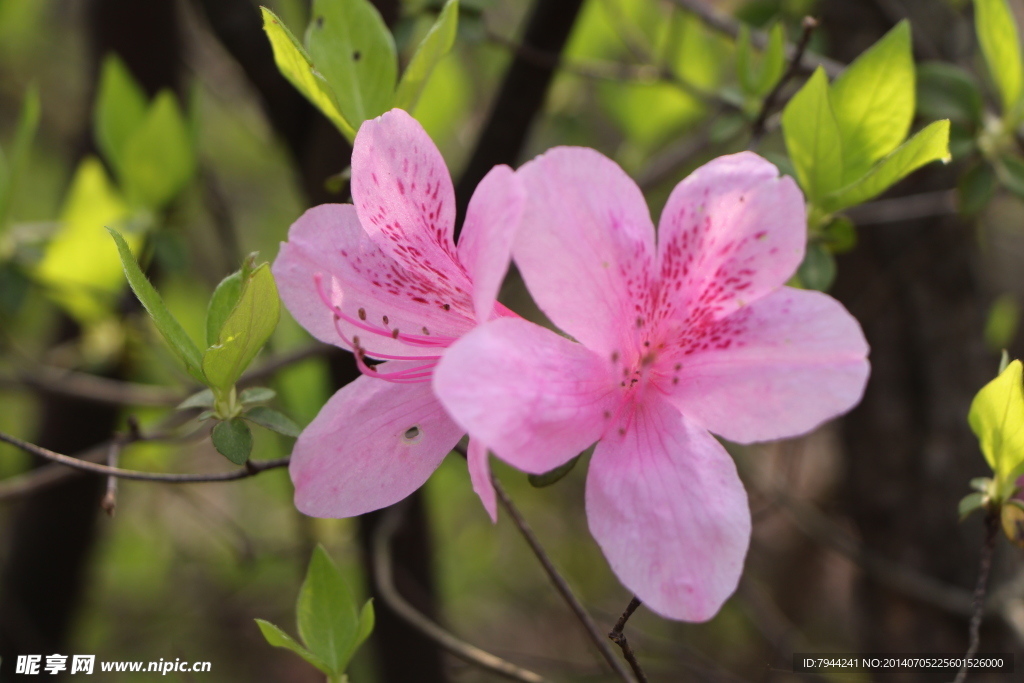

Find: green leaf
<box><xmin>781</xmin><ymin>67</ymin><xmax>844</xmax><ymax>201</ymax></box>
<box><xmin>985</xmin><ymin>294</ymin><xmax>1020</xmax><ymax>352</ymax></box>
<box><xmin>974</xmin><ymin>0</ymin><xmax>1023</xmax><ymax>118</ymax></box>
<box><xmin>971</xmin><ymin>476</ymin><xmax>993</xmax><ymax>492</ymax></box>
<box><xmin>528</xmin><ymin>455</ymin><xmax>580</xmax><ymax>487</ymax></box>
<box><xmin>202</xmin><ymin>263</ymin><xmax>280</xmax><ymax>392</ymax></box>
<box><xmin>997</xmin><ymin>153</ymin><xmax>1024</xmax><ymax>199</ymax></box>
<box><xmin>394</xmin><ymin>0</ymin><xmax>459</xmax><ymax>112</ymax></box>
<box><xmin>239</xmin><ymin>387</ymin><xmax>277</xmax><ymax>404</ymax></box>
<box><xmin>820</xmin><ymin>215</ymin><xmax>857</xmax><ymax>254</ymax></box>
<box><xmin>212</xmin><ymin>418</ymin><xmax>253</xmax><ymax>465</ymax></box>
<box><xmin>353</xmin><ymin>599</ymin><xmax>374</xmax><ymax>655</ymax></box>
<box><xmin>206</xmin><ymin>271</ymin><xmax>243</xmax><ymax>347</ymax></box>
<box><xmin>969</xmin><ymin>359</ymin><xmax>1024</xmax><ymax>481</ymax></box>
<box><xmin>959</xmin><ymin>492</ymin><xmax>986</xmax><ymax>520</ymax></box>
<box><xmin>297</xmin><ymin>545</ymin><xmax>361</xmax><ymax>675</ymax></box>
<box><xmin>958</xmin><ymin>161</ymin><xmax>996</xmax><ymax>215</ymax></box>
<box><xmin>108</xmin><ymin>228</ymin><xmax>206</xmax><ymax>383</ymax></box>
<box><xmin>94</xmin><ymin>55</ymin><xmax>148</xmax><ymax>176</ymax></box>
<box><xmin>260</xmin><ymin>7</ymin><xmax>355</xmax><ymax>140</ymax></box>
<box><xmin>120</xmin><ymin>91</ymin><xmax>196</xmax><ymax>209</ymax></box>
<box><xmin>0</xmin><ymin>85</ymin><xmax>40</xmax><ymax>230</ymax></box>
<box><xmin>829</xmin><ymin>21</ymin><xmax>914</xmax><ymax>183</ymax></box>
<box><xmin>306</xmin><ymin>0</ymin><xmax>398</xmax><ymax>127</ymax></box>
<box><xmin>796</xmin><ymin>242</ymin><xmax>836</xmax><ymax>292</ymax></box>
<box><xmin>737</xmin><ymin>22</ymin><xmax>785</xmax><ymax>98</ymax></box>
<box><xmin>243</xmin><ymin>406</ymin><xmax>301</xmax><ymax>437</ymax></box>
<box><xmin>820</xmin><ymin>120</ymin><xmax>951</xmax><ymax>213</ymax></box>
<box><xmin>255</xmin><ymin>619</ymin><xmax>331</xmax><ymax>675</ymax></box>
<box><xmin>178</xmin><ymin>388</ymin><xmax>215</xmax><ymax>410</ymax></box>
<box><xmin>916</xmin><ymin>62</ymin><xmax>983</xmax><ymax>125</ymax></box>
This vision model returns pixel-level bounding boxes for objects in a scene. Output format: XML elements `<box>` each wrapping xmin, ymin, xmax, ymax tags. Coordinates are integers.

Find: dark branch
<box><xmin>748</xmin><ymin>16</ymin><xmax>818</xmax><ymax>150</ymax></box>
<box><xmin>954</xmin><ymin>510</ymin><xmax>1000</xmax><ymax>683</ymax></box>
<box><xmin>608</xmin><ymin>596</ymin><xmax>648</xmax><ymax>683</ymax></box>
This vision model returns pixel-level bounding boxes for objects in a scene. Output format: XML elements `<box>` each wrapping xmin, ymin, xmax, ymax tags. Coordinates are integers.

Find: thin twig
<box><xmin>608</xmin><ymin>596</ymin><xmax>648</xmax><ymax>683</ymax></box>
<box><xmin>1</xmin><ymin>367</ymin><xmax>187</xmax><ymax>407</ymax></box>
<box><xmin>0</xmin><ymin>430</ymin><xmax>289</xmax><ymax>483</ymax></box>
<box><xmin>491</xmin><ymin>476</ymin><xmax>636</xmax><ymax>682</ymax></box>
<box><xmin>748</xmin><ymin>16</ymin><xmax>818</xmax><ymax>150</ymax></box>
<box><xmin>372</xmin><ymin>504</ymin><xmax>546</xmax><ymax>683</ymax></box>
<box><xmin>200</xmin><ymin>164</ymin><xmax>242</xmax><ymax>270</ymax></box>
<box><xmin>954</xmin><ymin>511</ymin><xmax>1000</xmax><ymax>683</ymax></box>
<box><xmin>664</xmin><ymin>0</ymin><xmax>844</xmax><ymax>78</ymax></box>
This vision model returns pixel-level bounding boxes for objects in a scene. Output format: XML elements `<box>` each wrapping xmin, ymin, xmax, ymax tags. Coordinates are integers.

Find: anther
<box><xmin>383</xmin><ymin>315</ymin><xmax>389</xmax><ymax>325</ymax></box>
<box><xmin>391</xmin><ymin>328</ymin><xmax>400</xmax><ymax>339</ymax></box>
<box><xmin>422</xmin><ymin>327</ymin><xmax>430</xmax><ymax>335</ymax></box>
<box><xmin>674</xmin><ymin>363</ymin><xmax>682</xmax><ymax>371</ymax></box>
<box><xmin>636</xmin><ymin>316</ymin><xmax>643</xmax><ymax>328</ymax></box>
<box><xmin>442</xmin><ymin>303</ymin><xmax>450</xmax><ymax>311</ymax></box>
<box><xmin>611</xmin><ymin>351</ymin><xmax>619</xmax><ymax>362</ymax></box>
<box><xmin>358</xmin><ymin>308</ymin><xmax>367</xmax><ymax>321</ymax></box>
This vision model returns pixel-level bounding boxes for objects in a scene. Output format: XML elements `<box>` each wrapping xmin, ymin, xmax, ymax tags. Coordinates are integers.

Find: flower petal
<box><xmin>457</xmin><ymin>165</ymin><xmax>526</xmax><ymax>321</ymax></box>
<box><xmin>656</xmin><ymin>152</ymin><xmax>805</xmax><ymax>325</ymax></box>
<box><xmin>515</xmin><ymin>147</ymin><xmax>656</xmax><ymax>355</ymax></box>
<box><xmin>467</xmin><ymin>438</ymin><xmax>497</xmax><ymax>523</ymax></box>
<box><xmin>434</xmin><ymin>317</ymin><xmax>619</xmax><ymax>474</ymax></box>
<box><xmin>586</xmin><ymin>396</ymin><xmax>751</xmax><ymax>622</ymax></box>
<box><xmin>272</xmin><ymin>204</ymin><xmax>473</xmax><ymax>358</ymax></box>
<box><xmin>663</xmin><ymin>287</ymin><xmax>869</xmax><ymax>443</ymax></box>
<box><xmin>351</xmin><ymin>109</ymin><xmax>474</xmax><ymax>322</ymax></box>
<box><xmin>290</xmin><ymin>367</ymin><xmax>463</xmax><ymax>518</ymax></box>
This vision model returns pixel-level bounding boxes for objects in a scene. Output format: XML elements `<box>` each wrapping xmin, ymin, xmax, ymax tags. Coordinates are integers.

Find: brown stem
<box><xmin>490</xmin><ymin>476</ymin><xmax>636</xmax><ymax>682</ymax></box>
<box><xmin>608</xmin><ymin>596</ymin><xmax>648</xmax><ymax>683</ymax></box>
<box><xmin>371</xmin><ymin>504</ymin><xmax>546</xmax><ymax>683</ymax></box>
<box><xmin>748</xmin><ymin>16</ymin><xmax>819</xmax><ymax>150</ymax></box>
<box><xmin>0</xmin><ymin>430</ymin><xmax>289</xmax><ymax>483</ymax></box>
<box><xmin>953</xmin><ymin>510</ymin><xmax>1000</xmax><ymax>683</ymax></box>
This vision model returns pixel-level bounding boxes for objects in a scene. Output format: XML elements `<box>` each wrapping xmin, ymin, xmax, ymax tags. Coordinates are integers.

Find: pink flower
<box><xmin>272</xmin><ymin>109</ymin><xmax>524</xmax><ymax>521</ymax></box>
<box><xmin>434</xmin><ymin>149</ymin><xmax>870</xmax><ymax>621</ymax></box>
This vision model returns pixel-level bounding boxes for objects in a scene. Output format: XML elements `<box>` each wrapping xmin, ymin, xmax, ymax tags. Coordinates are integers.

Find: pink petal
<box><xmin>467</xmin><ymin>438</ymin><xmax>497</xmax><ymax>522</ymax></box>
<box><xmin>290</xmin><ymin>366</ymin><xmax>464</xmax><ymax>518</ymax></box>
<box><xmin>515</xmin><ymin>147</ymin><xmax>656</xmax><ymax>355</ymax></box>
<box><xmin>456</xmin><ymin>165</ymin><xmax>526</xmax><ymax>321</ymax></box>
<box><xmin>586</xmin><ymin>396</ymin><xmax>751</xmax><ymax>622</ymax></box>
<box><xmin>351</xmin><ymin>109</ymin><xmax>474</xmax><ymax>318</ymax></box>
<box><xmin>272</xmin><ymin>204</ymin><xmax>473</xmax><ymax>358</ymax></box>
<box><xmin>656</xmin><ymin>152</ymin><xmax>805</xmax><ymax>324</ymax></box>
<box><xmin>662</xmin><ymin>287</ymin><xmax>869</xmax><ymax>443</ymax></box>
<box><xmin>433</xmin><ymin>317</ymin><xmax>619</xmax><ymax>475</ymax></box>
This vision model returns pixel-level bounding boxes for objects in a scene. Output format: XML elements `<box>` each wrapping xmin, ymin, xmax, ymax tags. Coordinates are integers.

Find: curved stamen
<box><xmin>313</xmin><ymin>274</ymin><xmax>457</xmax><ymax>348</ymax></box>
<box><xmin>331</xmin><ymin>316</ymin><xmax>437</xmax><ymax>362</ymax></box>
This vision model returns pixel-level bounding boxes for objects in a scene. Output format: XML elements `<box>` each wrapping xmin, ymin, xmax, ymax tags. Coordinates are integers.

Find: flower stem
<box><xmin>608</xmin><ymin>596</ymin><xmax>648</xmax><ymax>683</ymax></box>
<box><xmin>954</xmin><ymin>510</ymin><xmax>1000</xmax><ymax>683</ymax></box>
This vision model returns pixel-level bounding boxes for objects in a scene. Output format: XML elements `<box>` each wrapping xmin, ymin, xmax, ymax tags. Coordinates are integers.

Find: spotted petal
<box><xmin>586</xmin><ymin>396</ymin><xmax>751</xmax><ymax>621</ymax></box>
<box><xmin>663</xmin><ymin>287</ymin><xmax>870</xmax><ymax>443</ymax></box>
<box><xmin>290</xmin><ymin>365</ymin><xmax>463</xmax><ymax>518</ymax></box>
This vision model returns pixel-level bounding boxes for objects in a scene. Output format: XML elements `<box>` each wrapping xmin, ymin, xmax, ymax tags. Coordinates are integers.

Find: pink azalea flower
<box><xmin>434</xmin><ymin>149</ymin><xmax>870</xmax><ymax>621</ymax></box>
<box><xmin>272</xmin><ymin>109</ymin><xmax>524</xmax><ymax>521</ymax></box>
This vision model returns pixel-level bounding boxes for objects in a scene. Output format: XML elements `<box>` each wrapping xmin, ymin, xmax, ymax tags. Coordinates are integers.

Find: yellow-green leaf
<box><xmin>120</xmin><ymin>91</ymin><xmax>196</xmax><ymax>209</ymax></box>
<box><xmin>255</xmin><ymin>620</ymin><xmax>331</xmax><ymax>675</ymax></box>
<box><xmin>781</xmin><ymin>67</ymin><xmax>844</xmax><ymax>202</ymax></box>
<box><xmin>260</xmin><ymin>7</ymin><xmax>355</xmax><ymax>141</ymax></box>
<box><xmin>202</xmin><ymin>263</ymin><xmax>280</xmax><ymax>391</ymax></box>
<box><xmin>820</xmin><ymin>120</ymin><xmax>950</xmax><ymax>213</ymax></box>
<box><xmin>394</xmin><ymin>0</ymin><xmax>458</xmax><ymax>112</ymax></box>
<box><xmin>94</xmin><ymin>55</ymin><xmax>148</xmax><ymax>177</ymax></box>
<box><xmin>0</xmin><ymin>85</ymin><xmax>40</xmax><ymax>231</ymax></box>
<box><xmin>969</xmin><ymin>359</ymin><xmax>1024</xmax><ymax>481</ymax></box>
<box><xmin>974</xmin><ymin>0</ymin><xmax>1023</xmax><ymax>118</ymax></box>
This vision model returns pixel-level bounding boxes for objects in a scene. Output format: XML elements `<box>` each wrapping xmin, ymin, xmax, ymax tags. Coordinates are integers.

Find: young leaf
<box><xmin>260</xmin><ymin>7</ymin><xmax>356</xmax><ymax>140</ymax></box>
<box><xmin>239</xmin><ymin>387</ymin><xmax>277</xmax><ymax>404</ymax></box>
<box><xmin>243</xmin><ymin>406</ymin><xmax>301</xmax><ymax>438</ymax></box>
<box><xmin>829</xmin><ymin>21</ymin><xmax>914</xmax><ymax>183</ymax></box>
<box><xmin>974</xmin><ymin>0</ymin><xmax>1023</xmax><ymax>118</ymax></box>
<box><xmin>0</xmin><ymin>85</ymin><xmax>40</xmax><ymax>230</ymax></box>
<box><xmin>305</xmin><ymin>0</ymin><xmax>398</xmax><ymax>128</ymax></box>
<box><xmin>916</xmin><ymin>62</ymin><xmax>983</xmax><ymax>125</ymax></box>
<box><xmin>94</xmin><ymin>55</ymin><xmax>148</xmax><ymax>176</ymax></box>
<box><xmin>212</xmin><ymin>418</ymin><xmax>253</xmax><ymax>465</ymax></box>
<box><xmin>959</xmin><ymin>492</ymin><xmax>986</xmax><ymax>520</ymax></box>
<box><xmin>394</xmin><ymin>0</ymin><xmax>459</xmax><ymax>112</ymax></box>
<box><xmin>958</xmin><ymin>161</ymin><xmax>996</xmax><ymax>215</ymax></box>
<box><xmin>120</xmin><ymin>91</ymin><xmax>196</xmax><ymax>209</ymax></box>
<box><xmin>820</xmin><ymin>120</ymin><xmax>950</xmax><ymax>213</ymax></box>
<box><xmin>178</xmin><ymin>388</ymin><xmax>215</xmax><ymax>410</ymax></box>
<box><xmin>796</xmin><ymin>242</ymin><xmax>836</xmax><ymax>292</ymax></box>
<box><xmin>206</xmin><ymin>271</ymin><xmax>243</xmax><ymax>347</ymax></box>
<box><xmin>737</xmin><ymin>22</ymin><xmax>785</xmax><ymax>98</ymax></box>
<box><xmin>108</xmin><ymin>228</ymin><xmax>206</xmax><ymax>383</ymax></box>
<box><xmin>255</xmin><ymin>620</ymin><xmax>331</xmax><ymax>675</ymax></box>
<box><xmin>781</xmin><ymin>67</ymin><xmax>844</xmax><ymax>202</ymax></box>
<box><xmin>985</xmin><ymin>294</ymin><xmax>1020</xmax><ymax>353</ymax></box>
<box><xmin>969</xmin><ymin>359</ymin><xmax>1024</xmax><ymax>481</ymax></box>
<box><xmin>353</xmin><ymin>599</ymin><xmax>375</xmax><ymax>654</ymax></box>
<box><xmin>202</xmin><ymin>263</ymin><xmax>280</xmax><ymax>392</ymax></box>
<box><xmin>997</xmin><ymin>153</ymin><xmax>1024</xmax><ymax>199</ymax></box>
<box><xmin>297</xmin><ymin>546</ymin><xmax>361</xmax><ymax>675</ymax></box>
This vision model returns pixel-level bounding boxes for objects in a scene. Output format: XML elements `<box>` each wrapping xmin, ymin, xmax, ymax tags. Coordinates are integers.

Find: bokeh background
<box><xmin>0</xmin><ymin>0</ymin><xmax>1023</xmax><ymax>680</ymax></box>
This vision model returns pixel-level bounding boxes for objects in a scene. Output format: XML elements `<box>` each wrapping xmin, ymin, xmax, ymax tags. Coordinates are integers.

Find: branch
<box><xmin>0</xmin><ymin>430</ymin><xmax>288</xmax><ymax>483</ymax></box>
<box><xmin>490</xmin><ymin>475</ymin><xmax>636</xmax><ymax>682</ymax></box>
<box><xmin>748</xmin><ymin>16</ymin><xmax>818</xmax><ymax>150</ymax></box>
<box><xmin>665</xmin><ymin>0</ymin><xmax>844</xmax><ymax>78</ymax></box>
<box><xmin>1</xmin><ymin>367</ymin><xmax>187</xmax><ymax>407</ymax></box>
<box><xmin>371</xmin><ymin>504</ymin><xmax>546</xmax><ymax>683</ymax></box>
<box><xmin>845</xmin><ymin>189</ymin><xmax>958</xmax><ymax>225</ymax></box>
<box><xmin>953</xmin><ymin>511</ymin><xmax>1000</xmax><ymax>683</ymax></box>
<box><xmin>607</xmin><ymin>596</ymin><xmax>648</xmax><ymax>683</ymax></box>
